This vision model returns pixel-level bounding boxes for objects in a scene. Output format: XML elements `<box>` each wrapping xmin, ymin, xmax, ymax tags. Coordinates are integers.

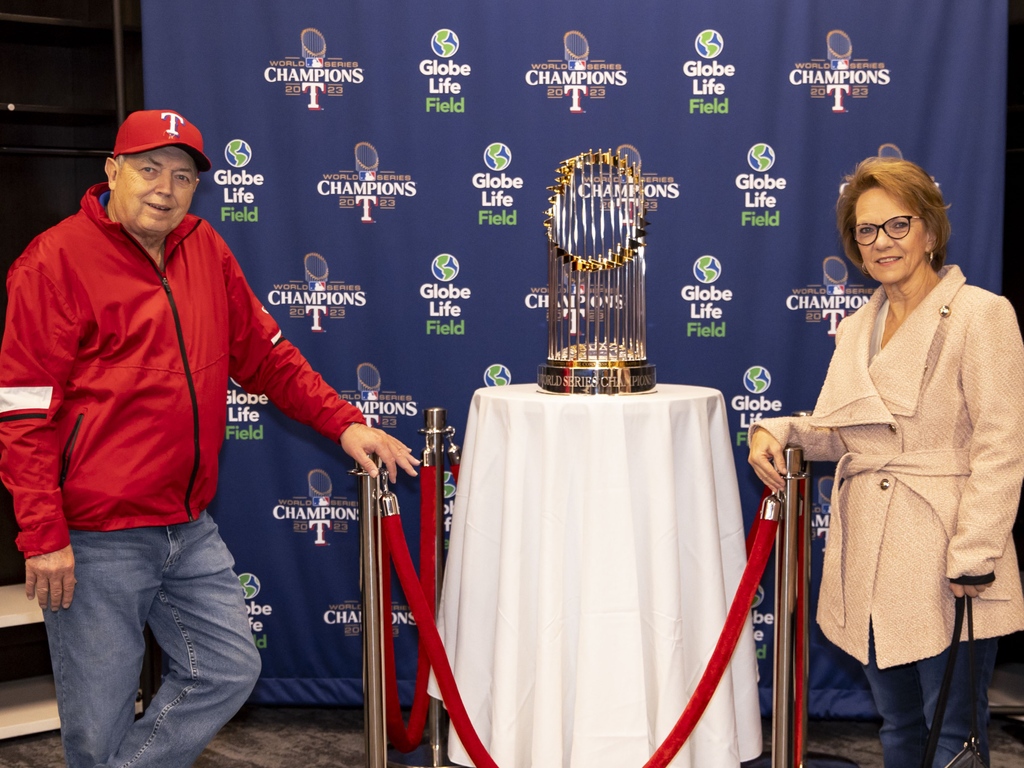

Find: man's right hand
<box><xmin>26</xmin><ymin>544</ymin><xmax>76</xmax><ymax>611</ymax></box>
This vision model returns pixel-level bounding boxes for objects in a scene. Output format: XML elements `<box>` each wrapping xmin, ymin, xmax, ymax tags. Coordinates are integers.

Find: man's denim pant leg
<box><xmin>42</xmin><ymin>511</ymin><xmax>261</xmax><ymax>768</ymax></box>
<box><xmin>862</xmin><ymin>622</ymin><xmax>997</xmax><ymax>768</ymax></box>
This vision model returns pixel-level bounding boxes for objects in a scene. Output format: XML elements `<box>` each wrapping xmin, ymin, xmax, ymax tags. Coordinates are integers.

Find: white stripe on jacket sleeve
<box><xmin>0</xmin><ymin>386</ymin><xmax>53</xmax><ymax>414</ymax></box>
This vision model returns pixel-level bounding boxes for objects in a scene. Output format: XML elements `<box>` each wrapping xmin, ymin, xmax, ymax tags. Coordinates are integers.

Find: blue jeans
<box><xmin>42</xmin><ymin>511</ymin><xmax>261</xmax><ymax>768</ymax></box>
<box><xmin>862</xmin><ymin>622</ymin><xmax>997</xmax><ymax>768</ymax></box>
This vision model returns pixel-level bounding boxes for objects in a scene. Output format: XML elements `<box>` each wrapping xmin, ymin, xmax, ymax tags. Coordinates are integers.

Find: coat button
<box><xmin>939</xmin><ymin>305</ymin><xmax>950</xmax><ymax>317</ymax></box>
<box><xmin>880</xmin><ymin>479</ymin><xmax>891</xmax><ymax>490</ymax></box>
<box><xmin>888</xmin><ymin>424</ymin><xmax>897</xmax><ymax>432</ymax></box>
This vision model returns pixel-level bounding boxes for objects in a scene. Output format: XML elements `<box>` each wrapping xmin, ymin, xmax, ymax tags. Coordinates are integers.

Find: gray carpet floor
<box><xmin>1</xmin><ymin>709</ymin><xmax>1023</xmax><ymax>767</ymax></box>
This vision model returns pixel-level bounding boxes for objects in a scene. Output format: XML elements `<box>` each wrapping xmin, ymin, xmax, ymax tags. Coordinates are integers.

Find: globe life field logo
<box><xmin>239</xmin><ymin>572</ymin><xmax>261</xmax><ymax>600</ymax></box>
<box><xmin>225</xmin><ymin>379</ymin><xmax>268</xmax><ymax>441</ymax></box>
<box><xmin>442</xmin><ymin>469</ymin><xmax>458</xmax><ymax>535</ymax></box>
<box><xmin>475</xmin><ymin>143</ymin><xmax>520</xmax><ymax>226</ymax></box>
<box><xmin>422</xmin><ymin>28</ymin><xmax>469</xmax><ymax>113</ymax></box>
<box><xmin>749</xmin><ymin>582</ymin><xmax>772</xmax><ymax>657</ymax></box>
<box><xmin>732</xmin><ymin>366</ymin><xmax>782</xmax><ymax>446</ymax></box>
<box><xmin>225</xmin><ymin>140</ymin><xmax>252</xmax><ymax>167</ymax></box>
<box><xmin>483</xmin><ymin>364</ymin><xmax>512</xmax><ymax>387</ymax></box>
<box><xmin>423</xmin><ymin>254</ymin><xmax>469</xmax><ymax>335</ymax></box>
<box><xmin>215</xmin><ymin>139</ymin><xmax>263</xmax><ymax>224</ymax></box>
<box><xmin>737</xmin><ymin>144</ymin><xmax>785</xmax><ymax>227</ymax></box>
<box><xmin>682</xmin><ymin>255</ymin><xmax>732</xmax><ymax>337</ymax></box>
<box><xmin>239</xmin><ymin>573</ymin><xmax>272</xmax><ymax>649</ymax></box>
<box><xmin>685</xmin><ymin>30</ymin><xmax>735</xmax><ymax>115</ymax></box>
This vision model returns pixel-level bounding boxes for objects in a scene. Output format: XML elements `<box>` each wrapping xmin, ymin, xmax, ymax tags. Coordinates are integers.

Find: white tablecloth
<box><xmin>435</xmin><ymin>384</ymin><xmax>762</xmax><ymax>768</ymax></box>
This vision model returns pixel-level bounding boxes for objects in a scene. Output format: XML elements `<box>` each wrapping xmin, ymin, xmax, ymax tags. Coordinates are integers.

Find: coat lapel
<box><xmin>809</xmin><ymin>265</ymin><xmax>966</xmax><ymax>427</ymax></box>
<box><xmin>868</xmin><ymin>266</ymin><xmax>965</xmax><ymax>417</ymax></box>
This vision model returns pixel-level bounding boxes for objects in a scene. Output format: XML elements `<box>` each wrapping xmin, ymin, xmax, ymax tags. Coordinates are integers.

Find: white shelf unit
<box><xmin>0</xmin><ymin>584</ymin><xmax>59</xmax><ymax>739</ymax></box>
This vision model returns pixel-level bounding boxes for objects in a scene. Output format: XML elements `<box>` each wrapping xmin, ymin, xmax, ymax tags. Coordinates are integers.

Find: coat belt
<box><xmin>836</xmin><ymin>448</ymin><xmax>971</xmax><ymax>482</ymax></box>
<box><xmin>825</xmin><ymin>448</ymin><xmax>971</xmax><ymax>629</ymax></box>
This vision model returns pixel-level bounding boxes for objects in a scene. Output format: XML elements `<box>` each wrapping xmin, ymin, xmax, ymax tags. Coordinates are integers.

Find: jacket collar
<box><xmin>81</xmin><ymin>182</ymin><xmax>202</xmax><ymax>264</ymax></box>
<box><xmin>811</xmin><ymin>265</ymin><xmax>966</xmax><ymax>426</ymax></box>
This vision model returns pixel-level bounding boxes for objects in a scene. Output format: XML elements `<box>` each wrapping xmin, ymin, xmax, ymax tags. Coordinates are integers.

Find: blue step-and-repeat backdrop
<box><xmin>141</xmin><ymin>1</ymin><xmax>1007</xmax><ymax>717</ymax></box>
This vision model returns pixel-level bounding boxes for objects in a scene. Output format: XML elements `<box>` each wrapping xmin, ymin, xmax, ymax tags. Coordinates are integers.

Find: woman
<box><xmin>748</xmin><ymin>157</ymin><xmax>1024</xmax><ymax>767</ymax></box>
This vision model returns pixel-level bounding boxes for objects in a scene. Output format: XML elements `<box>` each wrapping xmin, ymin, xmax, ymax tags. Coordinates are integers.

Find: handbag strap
<box><xmin>966</xmin><ymin>596</ymin><xmax>981</xmax><ymax>747</ymax></box>
<box><xmin>921</xmin><ymin>595</ymin><xmax>970</xmax><ymax>768</ymax></box>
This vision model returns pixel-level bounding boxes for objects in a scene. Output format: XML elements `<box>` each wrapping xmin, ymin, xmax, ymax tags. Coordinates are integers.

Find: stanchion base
<box><xmin>386</xmin><ymin>743</ymin><xmax>465</xmax><ymax>768</ymax></box>
<box><xmin>741</xmin><ymin>755</ymin><xmax>860</xmax><ymax>767</ymax></box>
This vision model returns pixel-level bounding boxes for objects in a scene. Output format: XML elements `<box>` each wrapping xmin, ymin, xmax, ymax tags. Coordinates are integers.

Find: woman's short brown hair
<box><xmin>836</xmin><ymin>157</ymin><xmax>950</xmax><ymax>272</ymax></box>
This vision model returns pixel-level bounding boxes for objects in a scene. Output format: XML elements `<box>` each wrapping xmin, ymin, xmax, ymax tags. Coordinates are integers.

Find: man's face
<box><xmin>104</xmin><ymin>147</ymin><xmax>199</xmax><ymax>249</ymax></box>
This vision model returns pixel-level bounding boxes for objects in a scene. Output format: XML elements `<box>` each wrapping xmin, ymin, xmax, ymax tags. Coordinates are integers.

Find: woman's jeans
<box><xmin>42</xmin><ymin>512</ymin><xmax>261</xmax><ymax>768</ymax></box>
<box><xmin>862</xmin><ymin>622</ymin><xmax>997</xmax><ymax>768</ymax></box>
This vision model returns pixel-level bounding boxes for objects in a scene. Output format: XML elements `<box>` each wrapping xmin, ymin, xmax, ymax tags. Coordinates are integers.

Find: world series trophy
<box><xmin>538</xmin><ymin>149</ymin><xmax>656</xmax><ymax>394</ymax></box>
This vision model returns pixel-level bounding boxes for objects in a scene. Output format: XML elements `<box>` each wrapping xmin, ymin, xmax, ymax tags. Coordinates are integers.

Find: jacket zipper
<box><xmin>59</xmin><ymin>413</ymin><xmax>84</xmax><ymax>488</ymax></box>
<box><xmin>160</xmin><ymin>274</ymin><xmax>201</xmax><ymax>521</ymax></box>
<box><xmin>129</xmin><ymin>223</ymin><xmax>203</xmax><ymax>521</ymax></box>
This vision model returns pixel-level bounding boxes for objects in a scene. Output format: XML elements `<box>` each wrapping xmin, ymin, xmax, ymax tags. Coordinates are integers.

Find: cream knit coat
<box><xmin>756</xmin><ymin>265</ymin><xmax>1024</xmax><ymax>668</ymax></box>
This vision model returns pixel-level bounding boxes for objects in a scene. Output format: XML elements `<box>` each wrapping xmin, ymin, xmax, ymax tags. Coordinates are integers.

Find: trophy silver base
<box><xmin>537</xmin><ymin>362</ymin><xmax>656</xmax><ymax>395</ymax></box>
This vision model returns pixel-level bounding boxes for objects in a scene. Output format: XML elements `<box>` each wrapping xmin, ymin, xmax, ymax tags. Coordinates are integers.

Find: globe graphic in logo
<box><xmin>743</xmin><ymin>366</ymin><xmax>772</xmax><ymax>394</ymax></box>
<box><xmin>483</xmin><ymin>364</ymin><xmax>511</xmax><ymax>387</ymax></box>
<box><xmin>224</xmin><ymin>140</ymin><xmax>252</xmax><ymax>168</ymax></box>
<box><xmin>695</xmin><ymin>30</ymin><xmax>724</xmax><ymax>59</ymax></box>
<box><xmin>443</xmin><ymin>471</ymin><xmax>457</xmax><ymax>499</ymax></box>
<box><xmin>484</xmin><ymin>143</ymin><xmax>512</xmax><ymax>172</ymax></box>
<box><xmin>431</xmin><ymin>254</ymin><xmax>460</xmax><ymax>282</ymax></box>
<box><xmin>747</xmin><ymin>144</ymin><xmax>776</xmax><ymax>172</ymax></box>
<box><xmin>239</xmin><ymin>573</ymin><xmax>261</xmax><ymax>600</ymax></box>
<box><xmin>431</xmin><ymin>29</ymin><xmax>459</xmax><ymax>58</ymax></box>
<box><xmin>751</xmin><ymin>585</ymin><xmax>765</xmax><ymax>609</ymax></box>
<box><xmin>693</xmin><ymin>256</ymin><xmax>722</xmax><ymax>284</ymax></box>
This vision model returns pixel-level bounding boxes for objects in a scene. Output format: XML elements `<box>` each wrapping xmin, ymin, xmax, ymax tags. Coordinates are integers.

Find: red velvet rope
<box><xmin>643</xmin><ymin>513</ymin><xmax>779</xmax><ymax>768</ymax></box>
<box><xmin>381</xmin><ymin>500</ymin><xmax>780</xmax><ymax>768</ymax></box>
<box><xmin>746</xmin><ymin>485</ymin><xmax>774</xmax><ymax>557</ymax></box>
<box><xmin>382</xmin><ymin>513</ymin><xmax>501</xmax><ymax>768</ymax></box>
<box><xmin>379</xmin><ymin>465</ymin><xmax>439</xmax><ymax>752</ymax></box>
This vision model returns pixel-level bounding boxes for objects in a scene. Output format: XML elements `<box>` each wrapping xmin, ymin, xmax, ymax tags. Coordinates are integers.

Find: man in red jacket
<box><xmin>0</xmin><ymin>109</ymin><xmax>418</xmax><ymax>768</ymax></box>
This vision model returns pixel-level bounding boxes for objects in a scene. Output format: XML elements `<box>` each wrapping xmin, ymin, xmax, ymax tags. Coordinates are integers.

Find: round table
<box><xmin>435</xmin><ymin>384</ymin><xmax>762</xmax><ymax>767</ymax></box>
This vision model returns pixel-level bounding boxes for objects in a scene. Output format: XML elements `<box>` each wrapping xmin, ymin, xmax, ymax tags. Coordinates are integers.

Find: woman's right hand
<box><xmin>747</xmin><ymin>427</ymin><xmax>786</xmax><ymax>491</ymax></box>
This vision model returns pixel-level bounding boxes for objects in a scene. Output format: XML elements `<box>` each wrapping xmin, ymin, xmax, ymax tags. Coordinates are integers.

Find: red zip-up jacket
<box><xmin>0</xmin><ymin>183</ymin><xmax>364</xmax><ymax>557</ymax></box>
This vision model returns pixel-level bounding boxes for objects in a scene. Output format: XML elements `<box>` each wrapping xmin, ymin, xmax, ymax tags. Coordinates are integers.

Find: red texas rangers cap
<box><xmin>112</xmin><ymin>109</ymin><xmax>212</xmax><ymax>172</ymax></box>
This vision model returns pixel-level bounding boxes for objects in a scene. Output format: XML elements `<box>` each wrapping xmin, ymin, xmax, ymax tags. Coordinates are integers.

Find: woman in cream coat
<box><xmin>749</xmin><ymin>157</ymin><xmax>1024</xmax><ymax>768</ymax></box>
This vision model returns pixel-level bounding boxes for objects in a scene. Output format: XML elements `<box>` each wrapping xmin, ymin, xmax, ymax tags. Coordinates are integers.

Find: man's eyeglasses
<box><xmin>851</xmin><ymin>215</ymin><xmax>921</xmax><ymax>246</ymax></box>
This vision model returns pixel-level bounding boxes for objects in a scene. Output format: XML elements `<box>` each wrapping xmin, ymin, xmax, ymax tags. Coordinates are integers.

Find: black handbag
<box><xmin>921</xmin><ymin>595</ymin><xmax>988</xmax><ymax>768</ymax></box>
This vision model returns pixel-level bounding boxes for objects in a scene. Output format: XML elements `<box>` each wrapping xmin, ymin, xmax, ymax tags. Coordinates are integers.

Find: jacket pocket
<box><xmin>59</xmin><ymin>413</ymin><xmax>84</xmax><ymax>488</ymax></box>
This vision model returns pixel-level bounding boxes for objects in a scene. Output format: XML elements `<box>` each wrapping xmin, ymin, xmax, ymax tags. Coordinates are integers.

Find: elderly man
<box><xmin>0</xmin><ymin>109</ymin><xmax>417</xmax><ymax>767</ymax></box>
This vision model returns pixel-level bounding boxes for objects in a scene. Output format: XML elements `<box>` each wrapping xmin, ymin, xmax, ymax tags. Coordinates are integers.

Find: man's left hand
<box><xmin>340</xmin><ymin>422</ymin><xmax>420</xmax><ymax>480</ymax></box>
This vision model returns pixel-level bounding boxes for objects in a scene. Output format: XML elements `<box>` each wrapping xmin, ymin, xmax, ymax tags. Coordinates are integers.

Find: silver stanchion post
<box><xmin>771</xmin><ymin>446</ymin><xmax>805</xmax><ymax>768</ymax></box>
<box><xmin>758</xmin><ymin>432</ymin><xmax>858</xmax><ymax>768</ymax></box>
<box><xmin>353</xmin><ymin>455</ymin><xmax>388</xmax><ymax>768</ymax></box>
<box><xmin>390</xmin><ymin>408</ymin><xmax>457</xmax><ymax>767</ymax></box>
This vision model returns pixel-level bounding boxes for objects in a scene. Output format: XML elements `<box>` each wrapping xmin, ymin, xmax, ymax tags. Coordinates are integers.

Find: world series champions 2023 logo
<box><xmin>264</xmin><ymin>27</ymin><xmax>364</xmax><ymax>110</ymax></box>
<box><xmin>788</xmin><ymin>29</ymin><xmax>891</xmax><ymax>113</ymax></box>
